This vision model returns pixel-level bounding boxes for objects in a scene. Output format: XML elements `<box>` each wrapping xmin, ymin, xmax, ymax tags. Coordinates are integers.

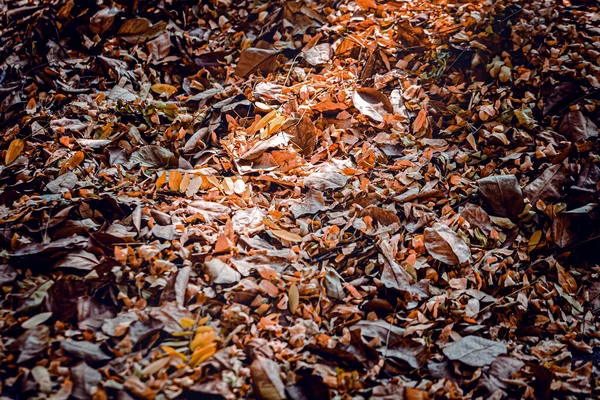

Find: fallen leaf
<box><xmin>205</xmin><ymin>258</ymin><xmax>241</xmax><ymax>284</ymax></box>
<box><xmin>443</xmin><ymin>336</ymin><xmax>507</xmax><ymax>367</ymax></box>
<box><xmin>424</xmin><ymin>223</ymin><xmax>471</xmax><ymax>265</ymax></box>
<box><xmin>353</xmin><ymin>88</ymin><xmax>393</xmax><ymax>122</ymax></box>
<box><xmin>235</xmin><ymin>48</ymin><xmax>279</xmax><ymax>78</ymax></box>
<box><xmin>250</xmin><ymin>356</ymin><xmax>286</xmax><ymax>400</ymax></box>
<box><xmin>5</xmin><ymin>138</ymin><xmax>24</xmax><ymax>165</ymax></box>
<box><xmin>523</xmin><ymin>165</ymin><xmax>567</xmax><ymax>205</ymax></box>
<box><xmin>477</xmin><ymin>175</ymin><xmax>524</xmax><ymax>219</ymax></box>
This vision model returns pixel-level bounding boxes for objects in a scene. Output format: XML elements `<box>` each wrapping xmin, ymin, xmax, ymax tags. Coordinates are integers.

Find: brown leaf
<box><xmin>250</xmin><ymin>356</ymin><xmax>286</xmax><ymax>400</ymax></box>
<box><xmin>523</xmin><ymin>165</ymin><xmax>567</xmax><ymax>205</ymax></box>
<box><xmin>90</xmin><ymin>7</ymin><xmax>120</xmax><ymax>35</ymax></box>
<box><xmin>460</xmin><ymin>204</ymin><xmax>494</xmax><ymax>234</ymax></box>
<box><xmin>559</xmin><ymin>110</ymin><xmax>599</xmax><ymax>143</ymax></box>
<box><xmin>117</xmin><ymin>18</ymin><xmax>166</xmax><ymax>43</ymax></box>
<box><xmin>359</xmin><ymin>206</ymin><xmax>400</xmax><ymax>227</ymax></box>
<box><xmin>386</xmin><ymin>338</ymin><xmax>430</xmax><ymax>369</ymax></box>
<box><xmin>353</xmin><ymin>88</ymin><xmax>393</xmax><ymax>122</ymax></box>
<box><xmin>287</xmin><ymin>116</ymin><xmax>317</xmax><ymax>156</ymax></box>
<box><xmin>14</xmin><ymin>325</ymin><xmax>50</xmax><ymax>364</ymax></box>
<box><xmin>235</xmin><ymin>48</ymin><xmax>279</xmax><ymax>78</ymax></box>
<box><xmin>70</xmin><ymin>363</ymin><xmax>102</xmax><ymax>400</ymax></box>
<box><xmin>131</xmin><ymin>146</ymin><xmax>177</xmax><ymax>168</ymax></box>
<box><xmin>424</xmin><ymin>223</ymin><xmax>471</xmax><ymax>265</ymax></box>
<box><xmin>477</xmin><ymin>175</ymin><xmax>524</xmax><ymax>219</ymax></box>
<box><xmin>61</xmin><ymin>340</ymin><xmax>111</xmax><ymax>362</ymax></box>
<box><xmin>288</xmin><ymin>283</ymin><xmax>299</xmax><ymax>314</ymax></box>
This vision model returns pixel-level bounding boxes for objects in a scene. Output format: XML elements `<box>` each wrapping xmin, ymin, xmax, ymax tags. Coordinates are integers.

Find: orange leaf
<box><xmin>5</xmin><ymin>139</ymin><xmax>24</xmax><ymax>165</ymax></box>
<box><xmin>168</xmin><ymin>170</ymin><xmax>182</xmax><ymax>191</ymax></box>
<box><xmin>271</xmin><ymin>229</ymin><xmax>303</xmax><ymax>242</ymax></box>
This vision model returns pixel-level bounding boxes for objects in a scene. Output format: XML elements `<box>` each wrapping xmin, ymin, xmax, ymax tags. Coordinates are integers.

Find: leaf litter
<box><xmin>0</xmin><ymin>0</ymin><xmax>600</xmax><ymax>398</ymax></box>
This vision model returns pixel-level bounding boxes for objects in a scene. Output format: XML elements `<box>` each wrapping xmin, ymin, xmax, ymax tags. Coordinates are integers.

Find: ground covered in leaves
<box><xmin>1</xmin><ymin>0</ymin><xmax>600</xmax><ymax>398</ymax></box>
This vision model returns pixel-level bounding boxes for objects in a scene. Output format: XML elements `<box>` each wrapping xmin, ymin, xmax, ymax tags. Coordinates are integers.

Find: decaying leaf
<box><xmin>353</xmin><ymin>88</ymin><xmax>393</xmax><ymax>122</ymax></box>
<box><xmin>250</xmin><ymin>356</ymin><xmax>286</xmax><ymax>400</ymax></box>
<box><xmin>443</xmin><ymin>336</ymin><xmax>507</xmax><ymax>367</ymax></box>
<box><xmin>235</xmin><ymin>48</ymin><xmax>279</xmax><ymax>78</ymax></box>
<box><xmin>477</xmin><ymin>175</ymin><xmax>524</xmax><ymax>219</ymax></box>
<box><xmin>424</xmin><ymin>223</ymin><xmax>471</xmax><ymax>265</ymax></box>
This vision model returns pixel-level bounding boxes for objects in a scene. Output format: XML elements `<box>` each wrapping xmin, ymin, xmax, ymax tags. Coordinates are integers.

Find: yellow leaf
<box><xmin>289</xmin><ymin>283</ymin><xmax>299</xmax><ymax>314</ymax></box>
<box><xmin>189</xmin><ymin>343</ymin><xmax>217</xmax><ymax>367</ymax></box>
<box><xmin>156</xmin><ymin>171</ymin><xmax>167</xmax><ymax>189</ymax></box>
<box><xmin>528</xmin><ymin>230</ymin><xmax>542</xmax><ymax>252</ymax></box>
<box><xmin>250</xmin><ymin>110</ymin><xmax>278</xmax><ymax>135</ymax></box>
<box><xmin>168</xmin><ymin>170</ymin><xmax>183</xmax><ymax>191</ymax></box>
<box><xmin>195</xmin><ymin>325</ymin><xmax>214</xmax><ymax>334</ymax></box>
<box><xmin>271</xmin><ymin>229</ymin><xmax>303</xmax><ymax>242</ymax></box>
<box><xmin>179</xmin><ymin>318</ymin><xmax>195</xmax><ymax>328</ymax></box>
<box><xmin>190</xmin><ymin>330</ymin><xmax>216</xmax><ymax>351</ymax></box>
<box><xmin>5</xmin><ymin>139</ymin><xmax>24</xmax><ymax>165</ymax></box>
<box><xmin>151</xmin><ymin>83</ymin><xmax>177</xmax><ymax>98</ymax></box>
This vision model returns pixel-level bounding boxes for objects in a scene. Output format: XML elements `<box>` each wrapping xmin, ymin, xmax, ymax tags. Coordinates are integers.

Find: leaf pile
<box><xmin>1</xmin><ymin>0</ymin><xmax>600</xmax><ymax>399</ymax></box>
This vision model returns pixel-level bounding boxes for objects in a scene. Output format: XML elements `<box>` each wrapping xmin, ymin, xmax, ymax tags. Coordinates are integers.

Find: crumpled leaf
<box><xmin>353</xmin><ymin>88</ymin><xmax>393</xmax><ymax>122</ymax></box>
<box><xmin>477</xmin><ymin>175</ymin><xmax>524</xmax><ymax>219</ymax></box>
<box><xmin>287</xmin><ymin>116</ymin><xmax>318</xmax><ymax>156</ymax></box>
<box><xmin>205</xmin><ymin>258</ymin><xmax>241</xmax><ymax>284</ymax></box>
<box><xmin>130</xmin><ymin>145</ymin><xmax>178</xmax><ymax>168</ymax></box>
<box><xmin>443</xmin><ymin>336</ymin><xmax>507</xmax><ymax>367</ymax></box>
<box><xmin>14</xmin><ymin>325</ymin><xmax>50</xmax><ymax>364</ymax></box>
<box><xmin>250</xmin><ymin>356</ymin><xmax>286</xmax><ymax>400</ymax></box>
<box><xmin>90</xmin><ymin>7</ymin><xmax>121</xmax><ymax>35</ymax></box>
<box><xmin>61</xmin><ymin>340</ymin><xmax>111</xmax><ymax>362</ymax></box>
<box><xmin>235</xmin><ymin>48</ymin><xmax>279</xmax><ymax>78</ymax></box>
<box><xmin>386</xmin><ymin>338</ymin><xmax>430</xmax><ymax>369</ymax></box>
<box><xmin>523</xmin><ymin>164</ymin><xmax>567</xmax><ymax>205</ymax></box>
<box><xmin>303</xmin><ymin>43</ymin><xmax>331</xmax><ymax>66</ymax></box>
<box><xmin>424</xmin><ymin>223</ymin><xmax>471</xmax><ymax>265</ymax></box>
<box><xmin>559</xmin><ymin>110</ymin><xmax>599</xmax><ymax>143</ymax></box>
<box><xmin>304</xmin><ymin>164</ymin><xmax>349</xmax><ymax>191</ymax></box>
<box><xmin>117</xmin><ymin>18</ymin><xmax>166</xmax><ymax>43</ymax></box>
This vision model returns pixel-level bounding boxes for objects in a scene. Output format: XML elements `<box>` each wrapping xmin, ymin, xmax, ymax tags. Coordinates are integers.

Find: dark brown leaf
<box><xmin>477</xmin><ymin>175</ymin><xmax>524</xmax><ymax>219</ymax></box>
<box><xmin>235</xmin><ymin>48</ymin><xmax>279</xmax><ymax>78</ymax></box>
<box><xmin>523</xmin><ymin>165</ymin><xmax>567</xmax><ymax>205</ymax></box>
<box><xmin>14</xmin><ymin>326</ymin><xmax>50</xmax><ymax>364</ymax></box>
<box><xmin>90</xmin><ymin>7</ymin><xmax>121</xmax><ymax>35</ymax></box>
<box><xmin>61</xmin><ymin>340</ymin><xmax>111</xmax><ymax>362</ymax></box>
<box><xmin>250</xmin><ymin>356</ymin><xmax>286</xmax><ymax>400</ymax></box>
<box><xmin>70</xmin><ymin>363</ymin><xmax>102</xmax><ymax>400</ymax></box>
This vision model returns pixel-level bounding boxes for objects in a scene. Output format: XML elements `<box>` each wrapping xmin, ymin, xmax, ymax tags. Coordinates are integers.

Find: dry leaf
<box><xmin>235</xmin><ymin>48</ymin><xmax>279</xmax><ymax>78</ymax></box>
<box><xmin>5</xmin><ymin>138</ymin><xmax>24</xmax><ymax>165</ymax></box>
<box><xmin>353</xmin><ymin>88</ymin><xmax>393</xmax><ymax>122</ymax></box>
<box><xmin>424</xmin><ymin>223</ymin><xmax>471</xmax><ymax>265</ymax></box>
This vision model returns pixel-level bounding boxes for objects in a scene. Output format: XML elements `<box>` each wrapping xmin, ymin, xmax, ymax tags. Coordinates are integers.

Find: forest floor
<box><xmin>1</xmin><ymin>0</ymin><xmax>600</xmax><ymax>399</ymax></box>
